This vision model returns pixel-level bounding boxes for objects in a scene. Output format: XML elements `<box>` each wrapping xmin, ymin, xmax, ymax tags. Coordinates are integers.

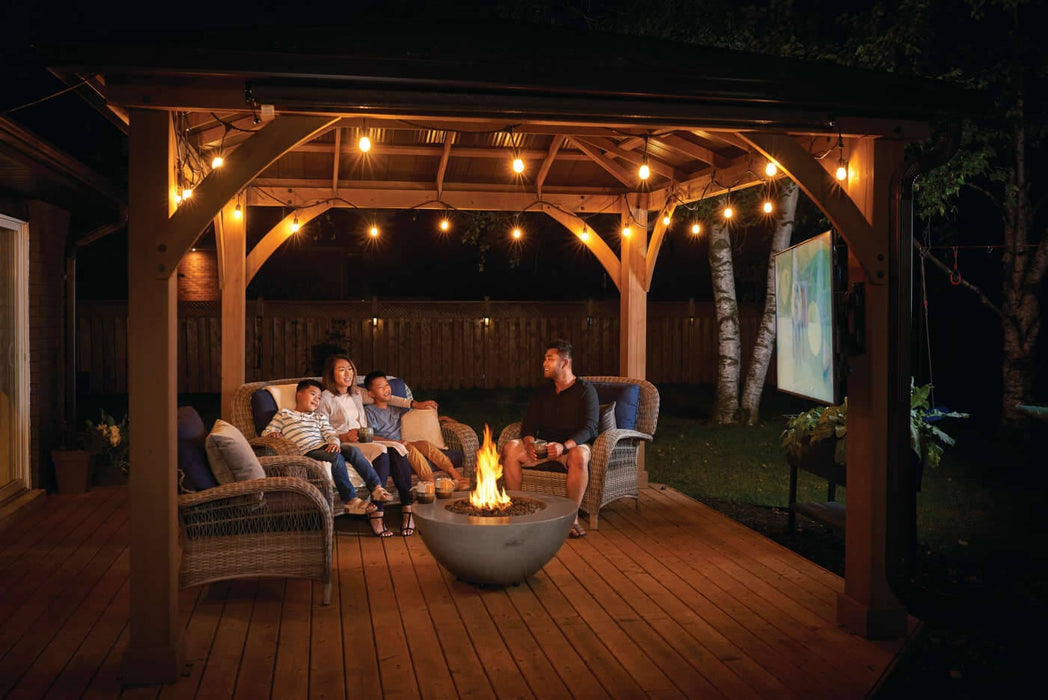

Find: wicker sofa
<box><xmin>496</xmin><ymin>376</ymin><xmax>659</xmax><ymax>530</ymax></box>
<box><xmin>230</xmin><ymin>376</ymin><xmax>481</xmax><ymax>490</ymax></box>
<box><xmin>177</xmin><ymin>406</ymin><xmax>335</xmax><ymax>604</ymax></box>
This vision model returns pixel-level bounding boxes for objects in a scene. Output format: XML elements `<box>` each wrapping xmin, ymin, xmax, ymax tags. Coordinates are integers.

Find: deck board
<box><xmin>0</xmin><ymin>485</ymin><xmax>913</xmax><ymax>698</ymax></box>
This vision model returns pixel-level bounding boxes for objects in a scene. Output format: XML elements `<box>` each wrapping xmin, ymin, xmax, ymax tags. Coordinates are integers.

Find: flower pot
<box><xmin>52</xmin><ymin>449</ymin><xmax>92</xmax><ymax>493</ymax></box>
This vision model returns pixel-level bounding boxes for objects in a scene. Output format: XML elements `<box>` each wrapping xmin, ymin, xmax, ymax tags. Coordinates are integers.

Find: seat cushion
<box><xmin>591</xmin><ymin>382</ymin><xmax>640</xmax><ymax>430</ymax></box>
<box><xmin>250</xmin><ymin>389</ymin><xmax>279</xmax><ymax>436</ymax></box>
<box><xmin>205</xmin><ymin>419</ymin><xmax>266</xmax><ymax>484</ymax></box>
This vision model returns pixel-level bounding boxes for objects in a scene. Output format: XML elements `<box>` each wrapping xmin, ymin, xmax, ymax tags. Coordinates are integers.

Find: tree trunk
<box><xmin>709</xmin><ymin>219</ymin><xmax>740</xmax><ymax>424</ymax></box>
<box><xmin>741</xmin><ymin>183</ymin><xmax>799</xmax><ymax>425</ymax></box>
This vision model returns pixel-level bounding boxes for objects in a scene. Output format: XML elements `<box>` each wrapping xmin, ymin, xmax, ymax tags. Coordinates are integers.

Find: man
<box><xmin>501</xmin><ymin>339</ymin><xmax>598</xmax><ymax>538</ymax></box>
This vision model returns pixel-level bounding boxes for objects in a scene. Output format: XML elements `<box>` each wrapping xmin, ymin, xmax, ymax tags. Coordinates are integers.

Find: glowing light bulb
<box><xmin>765</xmin><ymin>162</ymin><xmax>777</xmax><ymax>177</ymax></box>
<box><xmin>512</xmin><ymin>157</ymin><xmax>525</xmax><ymax>174</ymax></box>
<box><xmin>233</xmin><ymin>203</ymin><xmax>242</xmax><ymax>219</ymax></box>
<box><xmin>174</xmin><ymin>195</ymin><xmax>182</xmax><ymax>205</ymax></box>
<box><xmin>723</xmin><ymin>206</ymin><xmax>734</xmax><ymax>219</ymax></box>
<box><xmin>511</xmin><ymin>227</ymin><xmax>522</xmax><ymax>239</ymax></box>
<box><xmin>290</xmin><ymin>216</ymin><xmax>300</xmax><ymax>233</ymax></box>
<box><xmin>638</xmin><ymin>163</ymin><xmax>650</xmax><ymax>180</ymax></box>
<box><xmin>691</xmin><ymin>222</ymin><xmax>701</xmax><ymax>235</ymax></box>
<box><xmin>622</xmin><ymin>226</ymin><xmax>632</xmax><ymax>238</ymax></box>
<box><xmin>182</xmin><ymin>188</ymin><xmax>193</xmax><ymax>200</ymax></box>
<box><xmin>211</xmin><ymin>155</ymin><xmax>224</xmax><ymax>169</ymax></box>
<box><xmin>439</xmin><ymin>218</ymin><xmax>450</xmax><ymax>232</ymax></box>
<box><xmin>763</xmin><ymin>201</ymin><xmax>774</xmax><ymax>214</ymax></box>
<box><xmin>836</xmin><ymin>164</ymin><xmax>848</xmax><ymax>181</ymax></box>
<box><xmin>579</xmin><ymin>230</ymin><xmax>590</xmax><ymax>242</ymax></box>
<box><xmin>369</xmin><ymin>226</ymin><xmax>379</xmax><ymax>238</ymax></box>
<box><xmin>359</xmin><ymin>135</ymin><xmax>372</xmax><ymax>152</ymax></box>
<box><xmin>662</xmin><ymin>215</ymin><xmax>671</xmax><ymax>226</ymax></box>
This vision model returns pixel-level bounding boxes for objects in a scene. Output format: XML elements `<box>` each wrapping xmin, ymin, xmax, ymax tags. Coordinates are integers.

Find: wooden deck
<box><xmin>0</xmin><ymin>484</ymin><xmax>915</xmax><ymax>698</ymax></box>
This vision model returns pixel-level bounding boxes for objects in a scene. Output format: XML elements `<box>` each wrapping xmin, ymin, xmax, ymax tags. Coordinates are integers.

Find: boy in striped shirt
<box><xmin>263</xmin><ymin>379</ymin><xmax>392</xmax><ymax>515</ymax></box>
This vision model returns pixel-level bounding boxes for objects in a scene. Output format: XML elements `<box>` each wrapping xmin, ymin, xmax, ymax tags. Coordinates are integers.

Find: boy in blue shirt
<box><xmin>363</xmin><ymin>371</ymin><xmax>470</xmax><ymax>491</ymax></box>
<box><xmin>263</xmin><ymin>379</ymin><xmax>392</xmax><ymax>515</ymax></box>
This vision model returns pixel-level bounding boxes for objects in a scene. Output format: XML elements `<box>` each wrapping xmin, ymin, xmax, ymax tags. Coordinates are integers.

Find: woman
<box><xmin>318</xmin><ymin>354</ymin><xmax>424</xmax><ymax>537</ymax></box>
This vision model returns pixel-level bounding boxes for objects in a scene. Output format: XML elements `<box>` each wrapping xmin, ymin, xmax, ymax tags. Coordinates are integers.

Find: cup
<box><xmin>533</xmin><ymin>439</ymin><xmax>548</xmax><ymax>459</ymax></box>
<box><xmin>435</xmin><ymin>477</ymin><xmax>455</xmax><ymax>498</ymax></box>
<box><xmin>415</xmin><ymin>481</ymin><xmax>435</xmax><ymax>503</ymax></box>
<box><xmin>358</xmin><ymin>426</ymin><xmax>374</xmax><ymax>443</ymax></box>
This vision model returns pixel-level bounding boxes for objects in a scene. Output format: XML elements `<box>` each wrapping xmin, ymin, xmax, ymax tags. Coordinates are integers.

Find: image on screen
<box><xmin>774</xmin><ymin>231</ymin><xmax>836</xmax><ymax>404</ymax></box>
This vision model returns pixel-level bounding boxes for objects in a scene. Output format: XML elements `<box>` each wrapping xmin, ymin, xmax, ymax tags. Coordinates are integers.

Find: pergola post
<box><xmin>216</xmin><ymin>201</ymin><xmax>246</xmax><ymax>420</ymax></box>
<box><xmin>122</xmin><ymin>108</ymin><xmax>183</xmax><ymax>682</ymax></box>
<box><xmin>620</xmin><ymin>204</ymin><xmax>648</xmax><ymax>486</ymax></box>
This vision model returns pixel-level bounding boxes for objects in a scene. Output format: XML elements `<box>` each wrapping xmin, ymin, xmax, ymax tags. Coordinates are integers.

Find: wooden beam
<box><xmin>644</xmin><ymin>200</ymin><xmax>677</xmax><ymax>292</ymax></box>
<box><xmin>122</xmin><ymin>108</ymin><xmax>182</xmax><ymax>685</ymax></box>
<box><xmin>159</xmin><ymin>115</ymin><xmax>340</xmax><ymax>277</ymax></box>
<box><xmin>573</xmin><ymin>135</ymin><xmax>684</xmax><ymax>182</ymax></box>
<box><xmin>292</xmin><ymin>142</ymin><xmax>591</xmax><ymax>161</ymax></box>
<box><xmin>646</xmin><ymin>158</ymin><xmax>764</xmax><ymax>209</ymax></box>
<box><xmin>331</xmin><ymin>127</ymin><xmax>341</xmax><ymax>193</ymax></box>
<box><xmin>435</xmin><ymin>131</ymin><xmax>455</xmax><ymax>198</ymax></box>
<box><xmin>651</xmin><ymin>134</ymin><xmax>730</xmax><ymax>169</ymax></box>
<box><xmin>739</xmin><ymin>131</ymin><xmax>886</xmax><ymax>284</ymax></box>
<box><xmin>569</xmin><ymin>138</ymin><xmax>637</xmax><ymax>187</ymax></box>
<box><xmin>535</xmin><ymin>135</ymin><xmax>564</xmax><ymax>198</ymax></box>
<box><xmin>539</xmin><ymin>203</ymin><xmax>621</xmax><ymax>284</ymax></box>
<box><xmin>246</xmin><ymin>201</ymin><xmax>334</xmax><ymax>283</ymax></box>
<box><xmin>247</xmin><ymin>185</ymin><xmax>623</xmax><ymax>213</ymax></box>
<box><xmin>694</xmin><ymin>129</ymin><xmax>753</xmax><ymax>152</ymax></box>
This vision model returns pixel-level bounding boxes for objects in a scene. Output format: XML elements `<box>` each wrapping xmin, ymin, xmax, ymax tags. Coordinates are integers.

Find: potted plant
<box><xmin>780</xmin><ymin>381</ymin><xmax>968</xmax><ymax>485</ymax></box>
<box><xmin>84</xmin><ymin>409</ymin><xmax>130</xmax><ymax>484</ymax></box>
<box><xmin>51</xmin><ymin>424</ymin><xmax>92</xmax><ymax>494</ymax></box>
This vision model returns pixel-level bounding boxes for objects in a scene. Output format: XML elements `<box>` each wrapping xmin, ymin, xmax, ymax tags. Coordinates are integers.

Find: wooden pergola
<box><xmin>42</xmin><ymin>23</ymin><xmax>976</xmax><ymax>684</ymax></box>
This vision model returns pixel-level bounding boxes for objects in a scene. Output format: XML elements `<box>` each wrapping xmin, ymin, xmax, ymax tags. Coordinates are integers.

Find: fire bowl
<box><xmin>413</xmin><ymin>491</ymin><xmax>577</xmax><ymax>586</ymax></box>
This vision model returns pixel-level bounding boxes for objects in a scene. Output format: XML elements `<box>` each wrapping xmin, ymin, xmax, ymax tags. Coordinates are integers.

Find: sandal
<box><xmin>369</xmin><ymin>511</ymin><xmax>393</xmax><ymax>538</ymax></box>
<box><xmin>568</xmin><ymin>522</ymin><xmax>587</xmax><ymax>539</ymax></box>
<box><xmin>344</xmin><ymin>498</ymin><xmax>378</xmax><ymax>516</ymax></box>
<box><xmin>371</xmin><ymin>485</ymin><xmax>394</xmax><ymax>502</ymax></box>
<box><xmin>400</xmin><ymin>507</ymin><xmax>416</xmax><ymax>537</ymax></box>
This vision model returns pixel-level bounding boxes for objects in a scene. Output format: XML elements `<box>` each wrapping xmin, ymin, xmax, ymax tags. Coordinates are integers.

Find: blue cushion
<box><xmin>251</xmin><ymin>389</ymin><xmax>279</xmax><ymax>436</ymax></box>
<box><xmin>177</xmin><ymin>406</ymin><xmax>218</xmax><ymax>491</ymax></box>
<box><xmin>434</xmin><ymin>448</ymin><xmax>464</xmax><ymax>471</ymax></box>
<box><xmin>591</xmin><ymin>382</ymin><xmax>640</xmax><ymax>431</ymax></box>
<box><xmin>388</xmin><ymin>377</ymin><xmax>408</xmax><ymax>399</ymax></box>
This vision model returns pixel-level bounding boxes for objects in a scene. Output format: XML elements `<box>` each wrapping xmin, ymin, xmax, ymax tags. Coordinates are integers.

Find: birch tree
<box><xmin>708</xmin><ymin>219</ymin><xmax>741</xmax><ymax>424</ymax></box>
<box><xmin>741</xmin><ymin>182</ymin><xmax>799</xmax><ymax>425</ymax></box>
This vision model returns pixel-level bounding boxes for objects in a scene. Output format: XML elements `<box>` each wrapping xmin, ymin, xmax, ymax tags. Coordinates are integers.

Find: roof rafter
<box><xmin>568</xmin><ymin>137</ymin><xmax>636</xmax><ymax>188</ymax></box>
<box><xmin>535</xmin><ymin>135</ymin><xmax>564</xmax><ymax>198</ymax></box>
<box><xmin>573</xmin><ymin>135</ymin><xmax>683</xmax><ymax>182</ymax></box>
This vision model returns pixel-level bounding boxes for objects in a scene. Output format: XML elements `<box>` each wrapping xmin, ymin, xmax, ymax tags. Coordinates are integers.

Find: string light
<box><xmin>290</xmin><ymin>214</ymin><xmax>300</xmax><ymax>233</ymax></box>
<box><xmin>369</xmin><ymin>225</ymin><xmax>379</xmax><ymax>238</ymax></box>
<box><xmin>763</xmin><ymin>200</ymin><xmax>774</xmax><ymax>214</ymax></box>
<box><xmin>233</xmin><ymin>203</ymin><xmax>242</xmax><ymax>219</ymax></box>
<box><xmin>579</xmin><ymin>226</ymin><xmax>590</xmax><ymax>242</ymax></box>
<box><xmin>638</xmin><ymin>135</ymin><xmax>651</xmax><ymax>181</ymax></box>
<box><xmin>511</xmin><ymin>227</ymin><xmax>523</xmax><ymax>239</ymax></box>
<box><xmin>173</xmin><ymin>194</ymin><xmax>182</xmax><ymax>205</ymax></box>
<box><xmin>621</xmin><ymin>226</ymin><xmax>632</xmax><ymax>238</ymax></box>
<box><xmin>765</xmin><ymin>161</ymin><xmax>778</xmax><ymax>177</ymax></box>
<box><xmin>439</xmin><ymin>217</ymin><xmax>451</xmax><ymax>232</ymax></box>
<box><xmin>723</xmin><ymin>204</ymin><xmax>733</xmax><ymax>219</ymax></box>
<box><xmin>691</xmin><ymin>222</ymin><xmax>701</xmax><ymax>235</ymax></box>
<box><xmin>182</xmin><ymin>187</ymin><xmax>193</xmax><ymax>200</ymax></box>
<box><xmin>836</xmin><ymin>161</ymin><xmax>848</xmax><ymax>181</ymax></box>
<box><xmin>211</xmin><ymin>154</ymin><xmax>224</xmax><ymax>169</ymax></box>
<box><xmin>834</xmin><ymin>125</ymin><xmax>848</xmax><ymax>181</ymax></box>
<box><xmin>662</xmin><ymin>214</ymin><xmax>671</xmax><ymax>226</ymax></box>
<box><xmin>507</xmin><ymin>127</ymin><xmax>524</xmax><ymax>174</ymax></box>
<box><xmin>512</xmin><ymin>155</ymin><xmax>525</xmax><ymax>174</ymax></box>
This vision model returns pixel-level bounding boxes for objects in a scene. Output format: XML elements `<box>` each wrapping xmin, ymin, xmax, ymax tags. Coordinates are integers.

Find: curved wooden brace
<box><xmin>158</xmin><ymin>115</ymin><xmax>340</xmax><ymax>278</ymax></box>
<box><xmin>739</xmin><ymin>132</ymin><xmax>886</xmax><ymax>284</ymax></box>
<box><xmin>539</xmin><ymin>203</ymin><xmax>622</xmax><ymax>287</ymax></box>
<box><xmin>644</xmin><ymin>200</ymin><xmax>677</xmax><ymax>292</ymax></box>
<box><xmin>246</xmin><ymin>201</ymin><xmax>334</xmax><ymax>283</ymax></box>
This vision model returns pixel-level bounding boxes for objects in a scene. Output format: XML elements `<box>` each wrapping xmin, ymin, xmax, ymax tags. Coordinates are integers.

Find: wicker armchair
<box><xmin>178</xmin><ymin>454</ymin><xmax>335</xmax><ymax>604</ymax></box>
<box><xmin>230</xmin><ymin>376</ymin><xmax>480</xmax><ymax>477</ymax></box>
<box><xmin>496</xmin><ymin>376</ymin><xmax>659</xmax><ymax>530</ymax></box>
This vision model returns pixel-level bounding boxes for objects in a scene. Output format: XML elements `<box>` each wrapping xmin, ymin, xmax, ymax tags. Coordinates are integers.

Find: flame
<box><xmin>470</xmin><ymin>425</ymin><xmax>512</xmax><ymax>510</ymax></box>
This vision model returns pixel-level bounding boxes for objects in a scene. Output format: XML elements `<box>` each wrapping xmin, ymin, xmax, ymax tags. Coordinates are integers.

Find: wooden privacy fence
<box><xmin>76</xmin><ymin>300</ymin><xmax>773</xmax><ymax>394</ymax></box>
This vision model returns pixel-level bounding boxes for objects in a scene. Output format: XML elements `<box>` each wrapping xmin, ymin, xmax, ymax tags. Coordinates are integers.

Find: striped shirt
<box><xmin>262</xmin><ymin>409</ymin><xmax>339</xmax><ymax>454</ymax></box>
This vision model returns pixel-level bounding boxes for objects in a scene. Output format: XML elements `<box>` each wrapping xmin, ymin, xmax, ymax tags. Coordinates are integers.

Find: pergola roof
<box><xmin>39</xmin><ymin>23</ymin><xmax>982</xmax><ymax>217</ymax></box>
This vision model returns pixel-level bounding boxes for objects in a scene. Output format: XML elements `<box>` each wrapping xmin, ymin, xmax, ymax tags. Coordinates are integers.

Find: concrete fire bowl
<box><xmin>413</xmin><ymin>491</ymin><xmax>577</xmax><ymax>586</ymax></box>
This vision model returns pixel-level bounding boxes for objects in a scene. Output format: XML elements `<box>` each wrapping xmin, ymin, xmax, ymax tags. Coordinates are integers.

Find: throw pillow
<box><xmin>591</xmin><ymin>381</ymin><xmax>640</xmax><ymax>431</ymax></box>
<box><xmin>177</xmin><ymin>406</ymin><xmax>217</xmax><ymax>491</ymax></box>
<box><xmin>598</xmin><ymin>401</ymin><xmax>617</xmax><ymax>433</ymax></box>
<box><xmin>265</xmin><ymin>383</ymin><xmax>299</xmax><ymax>410</ymax></box>
<box><xmin>205</xmin><ymin>419</ymin><xmax>265</xmax><ymax>483</ymax></box>
<box><xmin>401</xmin><ymin>408</ymin><xmax>447</xmax><ymax>449</ymax></box>
<box><xmin>250</xmin><ymin>389</ymin><xmax>279</xmax><ymax>436</ymax></box>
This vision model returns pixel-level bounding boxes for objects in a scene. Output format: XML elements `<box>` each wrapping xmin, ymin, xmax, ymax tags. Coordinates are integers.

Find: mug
<box><xmin>358</xmin><ymin>426</ymin><xmax>374</xmax><ymax>443</ymax></box>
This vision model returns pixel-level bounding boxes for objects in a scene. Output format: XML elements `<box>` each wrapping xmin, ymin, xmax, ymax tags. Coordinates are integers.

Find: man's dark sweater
<box><xmin>521</xmin><ymin>378</ymin><xmax>599</xmax><ymax>447</ymax></box>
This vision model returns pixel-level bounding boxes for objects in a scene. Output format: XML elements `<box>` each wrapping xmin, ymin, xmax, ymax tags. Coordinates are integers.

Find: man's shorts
<box><xmin>521</xmin><ymin>443</ymin><xmax>592</xmax><ymax>472</ymax></box>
